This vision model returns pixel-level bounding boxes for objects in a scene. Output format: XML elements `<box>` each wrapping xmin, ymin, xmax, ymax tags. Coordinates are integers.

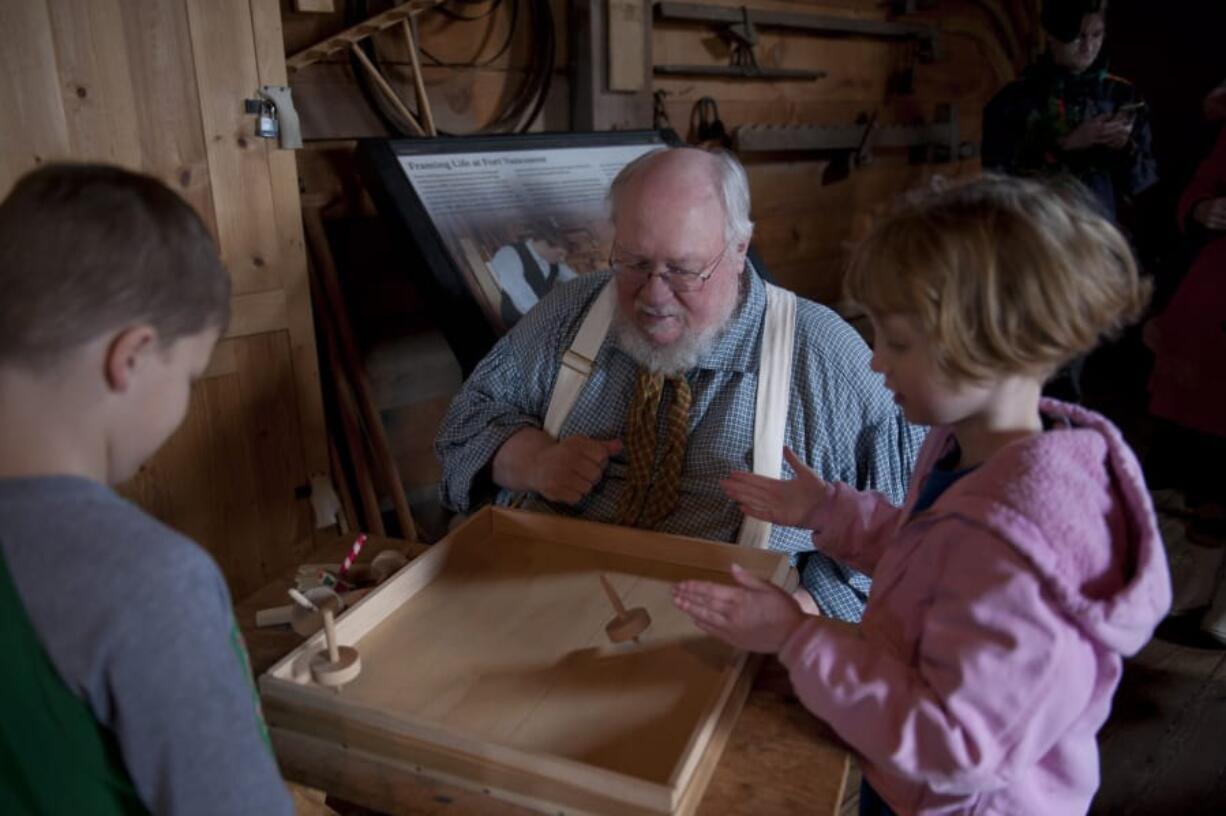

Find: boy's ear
<box><xmin>104</xmin><ymin>326</ymin><xmax>157</xmax><ymax>392</ymax></box>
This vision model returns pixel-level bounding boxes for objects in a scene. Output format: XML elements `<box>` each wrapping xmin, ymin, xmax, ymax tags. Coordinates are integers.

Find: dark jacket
<box><xmin>982</xmin><ymin>54</ymin><xmax>1158</xmax><ymax>219</ymax></box>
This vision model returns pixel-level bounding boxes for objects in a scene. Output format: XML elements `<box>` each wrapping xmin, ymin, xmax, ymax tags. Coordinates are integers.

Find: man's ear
<box><xmin>104</xmin><ymin>325</ymin><xmax>157</xmax><ymax>392</ymax></box>
<box><xmin>735</xmin><ymin>239</ymin><xmax>751</xmax><ymax>267</ymax></box>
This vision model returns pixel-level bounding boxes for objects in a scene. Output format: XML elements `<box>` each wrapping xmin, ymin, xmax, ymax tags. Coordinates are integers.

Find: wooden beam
<box><xmin>225</xmin><ymin>290</ymin><xmax>289</xmax><ymax>339</ymax></box>
<box><xmin>286</xmin><ymin>0</ymin><xmax>443</xmax><ymax>74</ymax></box>
<box><xmin>349</xmin><ymin>43</ymin><xmax>426</xmax><ymax>137</ymax></box>
<box><xmin>571</xmin><ymin>0</ymin><xmax>652</xmax><ymax>131</ymax></box>
<box><xmin>399</xmin><ymin>19</ymin><xmax>437</xmax><ymax>136</ymax></box>
<box><xmin>202</xmin><ymin>338</ymin><xmax>241</xmax><ymax>379</ymax></box>
<box><xmin>608</xmin><ymin>0</ymin><xmax>647</xmax><ymax>92</ymax></box>
<box><xmin>293</xmin><ymin>0</ymin><xmax>336</xmax><ymax>12</ymax></box>
<box><xmin>251</xmin><ymin>0</ymin><xmax>332</xmax><ymax>493</ymax></box>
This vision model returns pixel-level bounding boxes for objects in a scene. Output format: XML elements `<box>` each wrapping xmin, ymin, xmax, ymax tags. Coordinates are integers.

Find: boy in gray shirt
<box><xmin>0</xmin><ymin>165</ymin><xmax>293</xmax><ymax>815</ymax></box>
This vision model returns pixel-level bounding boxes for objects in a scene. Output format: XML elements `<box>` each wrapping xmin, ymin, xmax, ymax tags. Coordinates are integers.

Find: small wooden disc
<box><xmin>310</xmin><ymin>646</ymin><xmax>362</xmax><ymax>687</ymax></box>
<box><xmin>605</xmin><ymin>606</ymin><xmax>651</xmax><ymax>643</ymax></box>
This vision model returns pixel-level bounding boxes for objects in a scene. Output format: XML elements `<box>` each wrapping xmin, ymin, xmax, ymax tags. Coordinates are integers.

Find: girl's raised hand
<box><xmin>720</xmin><ymin>447</ymin><xmax>829</xmax><ymax>529</ymax></box>
<box><xmin>672</xmin><ymin>564</ymin><xmax>807</xmax><ymax>653</ymax></box>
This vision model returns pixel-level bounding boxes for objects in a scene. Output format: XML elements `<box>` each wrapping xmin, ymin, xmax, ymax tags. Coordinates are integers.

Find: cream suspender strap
<box><xmin>543</xmin><ymin>281</ymin><xmax>619</xmax><ymax>437</ymax></box>
<box><xmin>736</xmin><ymin>283</ymin><xmax>798</xmax><ymax>549</ymax></box>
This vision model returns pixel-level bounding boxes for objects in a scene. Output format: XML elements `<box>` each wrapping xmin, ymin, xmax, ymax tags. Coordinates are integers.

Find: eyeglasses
<box><xmin>609</xmin><ymin>243</ymin><xmax>729</xmax><ymax>293</ymax></box>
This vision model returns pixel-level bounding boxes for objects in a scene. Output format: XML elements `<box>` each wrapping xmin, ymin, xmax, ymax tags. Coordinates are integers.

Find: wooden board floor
<box><xmin>1092</xmin><ymin>634</ymin><xmax>1226</xmax><ymax>814</ymax></box>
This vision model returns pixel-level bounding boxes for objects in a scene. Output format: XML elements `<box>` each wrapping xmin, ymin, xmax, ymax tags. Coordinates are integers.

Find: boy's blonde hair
<box><xmin>844</xmin><ymin>175</ymin><xmax>1150</xmax><ymax>382</ymax></box>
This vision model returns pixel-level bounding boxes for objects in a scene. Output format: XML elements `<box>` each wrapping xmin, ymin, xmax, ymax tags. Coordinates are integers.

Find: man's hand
<box><xmin>492</xmin><ymin>428</ymin><xmax>622</xmax><ymax>505</ymax></box>
<box><xmin>532</xmin><ymin>435</ymin><xmax>623</xmax><ymax>504</ymax></box>
<box><xmin>1193</xmin><ymin>197</ymin><xmax>1226</xmax><ymax>231</ymax></box>
<box><xmin>1059</xmin><ymin>113</ymin><xmax>1134</xmax><ymax>152</ymax></box>
<box><xmin>672</xmin><ymin>564</ymin><xmax>808</xmax><ymax>653</ymax></box>
<box><xmin>720</xmin><ymin>447</ymin><xmax>829</xmax><ymax>529</ymax></box>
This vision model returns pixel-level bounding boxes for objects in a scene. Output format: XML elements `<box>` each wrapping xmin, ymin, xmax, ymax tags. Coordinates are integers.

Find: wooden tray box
<box><xmin>259</xmin><ymin>507</ymin><xmax>794</xmax><ymax>815</ymax></box>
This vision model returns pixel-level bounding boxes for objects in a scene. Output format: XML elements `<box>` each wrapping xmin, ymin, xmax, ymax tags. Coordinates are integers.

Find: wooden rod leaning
<box><xmin>305</xmin><ymin>218</ymin><xmax>386</xmax><ymax>537</ymax></box>
<box><xmin>349</xmin><ymin>44</ymin><xmax>426</xmax><ymax>137</ymax></box>
<box><xmin>301</xmin><ymin>200</ymin><xmax>419</xmax><ymax>541</ymax></box>
<box><xmin>400</xmin><ymin>18</ymin><xmax>437</xmax><ymax>136</ymax></box>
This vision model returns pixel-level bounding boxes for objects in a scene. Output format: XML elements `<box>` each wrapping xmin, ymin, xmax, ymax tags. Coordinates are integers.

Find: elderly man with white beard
<box><xmin>435</xmin><ymin>147</ymin><xmax>923</xmax><ymax>621</ymax></box>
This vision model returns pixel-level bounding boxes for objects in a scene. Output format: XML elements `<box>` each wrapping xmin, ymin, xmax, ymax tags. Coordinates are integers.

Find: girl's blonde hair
<box><xmin>844</xmin><ymin>175</ymin><xmax>1151</xmax><ymax>382</ymax></box>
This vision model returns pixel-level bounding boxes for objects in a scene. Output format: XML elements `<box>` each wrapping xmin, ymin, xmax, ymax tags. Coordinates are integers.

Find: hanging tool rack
<box><xmin>732</xmin><ymin>104</ymin><xmax>977</xmax><ymax>165</ymax></box>
<box><xmin>652</xmin><ymin>1</ymin><xmax>940</xmax><ymax>80</ymax></box>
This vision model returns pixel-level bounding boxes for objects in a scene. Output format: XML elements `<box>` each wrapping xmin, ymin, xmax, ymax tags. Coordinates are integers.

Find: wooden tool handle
<box><xmin>321</xmin><ymin>608</ymin><xmax>341</xmax><ymax>664</ymax></box>
<box><xmin>599</xmin><ymin>573</ymin><xmax>628</xmax><ymax>616</ymax></box>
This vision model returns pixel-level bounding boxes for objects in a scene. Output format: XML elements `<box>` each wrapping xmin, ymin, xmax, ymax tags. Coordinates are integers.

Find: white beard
<box><xmin>612</xmin><ymin>292</ymin><xmax>738</xmax><ymax>376</ymax></box>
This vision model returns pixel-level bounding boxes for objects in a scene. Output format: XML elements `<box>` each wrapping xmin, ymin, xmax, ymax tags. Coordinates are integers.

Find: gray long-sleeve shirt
<box><xmin>0</xmin><ymin>476</ymin><xmax>293</xmax><ymax>816</ymax></box>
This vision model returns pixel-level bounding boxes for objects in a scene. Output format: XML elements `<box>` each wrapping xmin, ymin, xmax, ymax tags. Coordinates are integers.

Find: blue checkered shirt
<box><xmin>435</xmin><ymin>270</ymin><xmax>925</xmax><ymax>621</ymax></box>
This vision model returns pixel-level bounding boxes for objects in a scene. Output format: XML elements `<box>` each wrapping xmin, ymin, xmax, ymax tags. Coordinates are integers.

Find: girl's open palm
<box><xmin>672</xmin><ymin>564</ymin><xmax>807</xmax><ymax>653</ymax></box>
<box><xmin>720</xmin><ymin>447</ymin><xmax>828</xmax><ymax>529</ymax></box>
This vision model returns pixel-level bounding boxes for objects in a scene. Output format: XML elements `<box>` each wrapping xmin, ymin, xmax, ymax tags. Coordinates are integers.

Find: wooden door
<box><xmin>0</xmin><ymin>0</ymin><xmax>328</xmax><ymax>600</ymax></box>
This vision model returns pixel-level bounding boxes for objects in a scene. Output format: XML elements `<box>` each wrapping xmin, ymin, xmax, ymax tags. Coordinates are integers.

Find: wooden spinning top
<box><xmin>290</xmin><ymin>586</ymin><xmax>346</xmax><ymax>637</ymax></box>
<box><xmin>307</xmin><ymin>594</ymin><xmax>362</xmax><ymax>690</ymax></box>
<box><xmin>599</xmin><ymin>573</ymin><xmax>651</xmax><ymax>644</ymax></box>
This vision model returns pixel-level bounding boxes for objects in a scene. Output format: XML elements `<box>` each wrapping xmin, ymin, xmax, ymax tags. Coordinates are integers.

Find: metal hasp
<box><xmin>243</xmin><ymin>89</ymin><xmax>303</xmax><ymax>149</ymax></box>
<box><xmin>733</xmin><ymin>104</ymin><xmax>977</xmax><ymax>165</ymax></box>
<box><xmin>259</xmin><ymin>86</ymin><xmax>303</xmax><ymax>149</ymax></box>
<box><xmin>653</xmin><ymin>1</ymin><xmax>940</xmax><ymax>62</ymax></box>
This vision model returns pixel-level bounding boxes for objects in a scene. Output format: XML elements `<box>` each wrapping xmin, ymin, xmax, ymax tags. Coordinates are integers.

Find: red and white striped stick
<box><xmin>337</xmin><ymin>533</ymin><xmax>368</xmax><ymax>584</ymax></box>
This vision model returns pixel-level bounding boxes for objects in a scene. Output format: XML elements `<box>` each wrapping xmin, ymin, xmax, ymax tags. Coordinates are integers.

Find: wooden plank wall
<box><xmin>0</xmin><ymin>0</ymin><xmax>327</xmax><ymax>600</ymax></box>
<box><xmin>653</xmin><ymin>0</ymin><xmax>1036</xmax><ymax>302</ymax></box>
<box><xmin>279</xmin><ymin>0</ymin><xmax>1032</xmax><ymax>514</ymax></box>
<box><xmin>281</xmin><ymin>0</ymin><xmax>1035</xmax><ymax>303</ymax></box>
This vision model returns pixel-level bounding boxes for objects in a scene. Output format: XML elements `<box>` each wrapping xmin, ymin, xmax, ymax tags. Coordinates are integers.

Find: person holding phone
<box><xmin>982</xmin><ymin>0</ymin><xmax>1158</xmax><ymax>222</ymax></box>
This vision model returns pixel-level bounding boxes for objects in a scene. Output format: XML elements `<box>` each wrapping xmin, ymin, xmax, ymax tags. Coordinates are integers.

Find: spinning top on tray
<box><xmin>290</xmin><ymin>586</ymin><xmax>345</xmax><ymax>637</ymax></box>
<box><xmin>599</xmin><ymin>573</ymin><xmax>652</xmax><ymax>644</ymax></box>
<box><xmin>291</xmin><ymin>590</ymin><xmax>362</xmax><ymax>690</ymax></box>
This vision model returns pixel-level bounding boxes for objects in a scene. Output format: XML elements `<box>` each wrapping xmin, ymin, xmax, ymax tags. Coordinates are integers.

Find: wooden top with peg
<box><xmin>598</xmin><ymin>573</ymin><xmax>652</xmax><ymax>644</ymax></box>
<box><xmin>289</xmin><ymin>588</ymin><xmax>363</xmax><ymax>690</ymax></box>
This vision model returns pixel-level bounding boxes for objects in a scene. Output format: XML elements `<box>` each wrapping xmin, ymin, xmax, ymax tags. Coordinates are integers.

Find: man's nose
<box><xmin>641</xmin><ymin>270</ymin><xmax>675</xmax><ymax>303</ymax></box>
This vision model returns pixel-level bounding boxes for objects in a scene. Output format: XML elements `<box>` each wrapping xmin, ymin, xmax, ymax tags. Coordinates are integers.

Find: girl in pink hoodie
<box><xmin>674</xmin><ymin>176</ymin><xmax>1172</xmax><ymax>815</ymax></box>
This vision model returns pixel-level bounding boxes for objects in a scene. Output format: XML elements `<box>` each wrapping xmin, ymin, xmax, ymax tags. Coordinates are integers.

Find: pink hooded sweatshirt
<box><xmin>779</xmin><ymin>399</ymin><xmax>1171</xmax><ymax>815</ymax></box>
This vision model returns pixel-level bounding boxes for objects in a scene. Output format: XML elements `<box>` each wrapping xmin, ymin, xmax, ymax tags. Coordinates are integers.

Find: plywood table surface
<box><xmin>237</xmin><ymin>528</ymin><xmax>851</xmax><ymax>816</ymax></box>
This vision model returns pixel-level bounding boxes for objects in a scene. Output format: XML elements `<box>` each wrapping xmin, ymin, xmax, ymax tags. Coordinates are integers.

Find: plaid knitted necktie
<box><xmin>616</xmin><ymin>369</ymin><xmax>692</xmax><ymax>528</ymax></box>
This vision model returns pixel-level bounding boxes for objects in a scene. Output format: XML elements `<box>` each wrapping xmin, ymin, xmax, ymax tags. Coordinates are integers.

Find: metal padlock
<box><xmin>256</xmin><ymin>100</ymin><xmax>279</xmax><ymax>140</ymax></box>
<box><xmin>243</xmin><ymin>89</ymin><xmax>301</xmax><ymax>150</ymax></box>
